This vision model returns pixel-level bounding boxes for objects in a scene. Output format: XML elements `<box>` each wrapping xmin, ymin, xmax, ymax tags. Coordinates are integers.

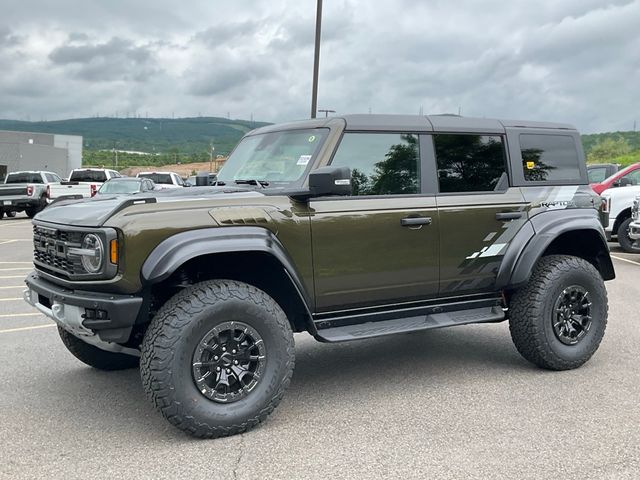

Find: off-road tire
<box><xmin>618</xmin><ymin>218</ymin><xmax>640</xmax><ymax>253</ymax></box>
<box><xmin>26</xmin><ymin>207</ymin><xmax>38</xmax><ymax>218</ymax></box>
<box><xmin>58</xmin><ymin>327</ymin><xmax>139</xmax><ymax>370</ymax></box>
<box><xmin>509</xmin><ymin>255</ymin><xmax>607</xmax><ymax>370</ymax></box>
<box><xmin>140</xmin><ymin>279</ymin><xmax>295</xmax><ymax>439</ymax></box>
<box><xmin>5</xmin><ymin>210</ymin><xmax>15</xmax><ymax>218</ymax></box>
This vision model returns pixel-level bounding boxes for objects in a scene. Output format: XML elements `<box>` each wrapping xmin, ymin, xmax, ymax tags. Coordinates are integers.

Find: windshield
<box><xmin>5</xmin><ymin>172</ymin><xmax>43</xmax><ymax>184</ymax></box>
<box><xmin>139</xmin><ymin>173</ymin><xmax>173</xmax><ymax>184</ymax></box>
<box><xmin>217</xmin><ymin>128</ymin><xmax>328</xmax><ymax>186</ymax></box>
<box><xmin>99</xmin><ymin>180</ymin><xmax>141</xmax><ymax>194</ymax></box>
<box><xmin>70</xmin><ymin>170</ymin><xmax>107</xmax><ymax>182</ymax></box>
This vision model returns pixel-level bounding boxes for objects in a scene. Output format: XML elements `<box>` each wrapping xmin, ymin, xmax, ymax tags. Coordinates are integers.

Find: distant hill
<box><xmin>0</xmin><ymin>116</ymin><xmax>270</xmax><ymax>156</ymax></box>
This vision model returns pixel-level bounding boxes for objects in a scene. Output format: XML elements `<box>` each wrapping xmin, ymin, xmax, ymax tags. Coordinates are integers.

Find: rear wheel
<box><xmin>140</xmin><ymin>279</ymin><xmax>295</xmax><ymax>438</ymax></box>
<box><xmin>5</xmin><ymin>210</ymin><xmax>16</xmax><ymax>218</ymax></box>
<box><xmin>618</xmin><ymin>218</ymin><xmax>640</xmax><ymax>253</ymax></box>
<box><xmin>58</xmin><ymin>327</ymin><xmax>139</xmax><ymax>370</ymax></box>
<box><xmin>509</xmin><ymin>255</ymin><xmax>607</xmax><ymax>370</ymax></box>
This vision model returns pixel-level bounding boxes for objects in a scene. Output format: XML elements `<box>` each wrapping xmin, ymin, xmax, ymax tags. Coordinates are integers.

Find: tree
<box><xmin>588</xmin><ymin>137</ymin><xmax>631</xmax><ymax>163</ymax></box>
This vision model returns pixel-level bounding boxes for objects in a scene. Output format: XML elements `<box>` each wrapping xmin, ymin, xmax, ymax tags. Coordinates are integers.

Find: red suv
<box><xmin>591</xmin><ymin>162</ymin><xmax>640</xmax><ymax>194</ymax></box>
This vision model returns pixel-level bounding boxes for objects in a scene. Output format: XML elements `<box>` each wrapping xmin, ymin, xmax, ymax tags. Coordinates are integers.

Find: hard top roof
<box><xmin>250</xmin><ymin>114</ymin><xmax>576</xmax><ymax>135</ymax></box>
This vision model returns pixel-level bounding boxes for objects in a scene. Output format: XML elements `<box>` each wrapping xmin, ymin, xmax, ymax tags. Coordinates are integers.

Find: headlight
<box><xmin>80</xmin><ymin>234</ymin><xmax>104</xmax><ymax>273</ymax></box>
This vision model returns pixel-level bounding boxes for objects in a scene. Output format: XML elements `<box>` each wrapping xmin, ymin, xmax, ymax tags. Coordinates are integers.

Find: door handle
<box><xmin>401</xmin><ymin>216</ymin><xmax>432</xmax><ymax>227</ymax></box>
<box><xmin>495</xmin><ymin>212</ymin><xmax>523</xmax><ymax>221</ymax></box>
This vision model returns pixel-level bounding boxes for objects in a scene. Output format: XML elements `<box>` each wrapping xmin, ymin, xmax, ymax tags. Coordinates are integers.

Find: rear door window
<box><xmin>520</xmin><ymin>134</ymin><xmax>581</xmax><ymax>182</ymax></box>
<box><xmin>433</xmin><ymin>134</ymin><xmax>507</xmax><ymax>193</ymax></box>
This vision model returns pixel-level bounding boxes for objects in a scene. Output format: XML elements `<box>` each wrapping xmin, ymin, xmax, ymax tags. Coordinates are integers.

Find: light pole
<box><xmin>310</xmin><ymin>0</ymin><xmax>323</xmax><ymax>119</ymax></box>
<box><xmin>209</xmin><ymin>145</ymin><xmax>215</xmax><ymax>172</ymax></box>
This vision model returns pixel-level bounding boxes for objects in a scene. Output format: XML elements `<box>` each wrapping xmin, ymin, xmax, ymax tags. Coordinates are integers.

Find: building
<box><xmin>0</xmin><ymin>130</ymin><xmax>82</xmax><ymax>180</ymax></box>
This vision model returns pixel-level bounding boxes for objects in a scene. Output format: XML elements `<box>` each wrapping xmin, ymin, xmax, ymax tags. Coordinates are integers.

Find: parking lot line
<box><xmin>0</xmin><ymin>286</ymin><xmax>25</xmax><ymax>290</ymax></box>
<box><xmin>611</xmin><ymin>255</ymin><xmax>640</xmax><ymax>266</ymax></box>
<box><xmin>0</xmin><ymin>262</ymin><xmax>32</xmax><ymax>264</ymax></box>
<box><xmin>0</xmin><ymin>239</ymin><xmax>31</xmax><ymax>243</ymax></box>
<box><xmin>0</xmin><ymin>298</ymin><xmax>22</xmax><ymax>302</ymax></box>
<box><xmin>0</xmin><ymin>275</ymin><xmax>28</xmax><ymax>279</ymax></box>
<box><xmin>0</xmin><ymin>313</ymin><xmax>41</xmax><ymax>318</ymax></box>
<box><xmin>0</xmin><ymin>268</ymin><xmax>32</xmax><ymax>271</ymax></box>
<box><xmin>0</xmin><ymin>324</ymin><xmax>55</xmax><ymax>334</ymax></box>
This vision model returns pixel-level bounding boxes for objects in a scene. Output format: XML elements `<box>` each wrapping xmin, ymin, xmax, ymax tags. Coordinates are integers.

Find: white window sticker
<box><xmin>297</xmin><ymin>155</ymin><xmax>312</xmax><ymax>166</ymax></box>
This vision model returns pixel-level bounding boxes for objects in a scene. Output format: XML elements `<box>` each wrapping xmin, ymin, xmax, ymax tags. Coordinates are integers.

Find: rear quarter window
<box><xmin>520</xmin><ymin>134</ymin><xmax>582</xmax><ymax>182</ymax></box>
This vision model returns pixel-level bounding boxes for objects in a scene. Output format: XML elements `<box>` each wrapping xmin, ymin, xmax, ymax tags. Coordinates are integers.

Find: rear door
<box><xmin>432</xmin><ymin>133</ymin><xmax>528</xmax><ymax>296</ymax></box>
<box><xmin>309</xmin><ymin>132</ymin><xmax>440</xmax><ymax>312</ymax></box>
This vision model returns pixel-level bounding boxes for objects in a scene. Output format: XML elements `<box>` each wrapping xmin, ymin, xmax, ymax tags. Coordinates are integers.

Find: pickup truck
<box><xmin>601</xmin><ymin>183</ymin><xmax>640</xmax><ymax>252</ymax></box>
<box><xmin>136</xmin><ymin>171</ymin><xmax>186</xmax><ymax>189</ymax></box>
<box><xmin>0</xmin><ymin>171</ymin><xmax>62</xmax><ymax>219</ymax></box>
<box><xmin>48</xmin><ymin>168</ymin><xmax>122</xmax><ymax>201</ymax></box>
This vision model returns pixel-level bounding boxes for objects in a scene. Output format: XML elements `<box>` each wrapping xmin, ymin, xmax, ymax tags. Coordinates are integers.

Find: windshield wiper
<box><xmin>233</xmin><ymin>179</ymin><xmax>270</xmax><ymax>188</ymax></box>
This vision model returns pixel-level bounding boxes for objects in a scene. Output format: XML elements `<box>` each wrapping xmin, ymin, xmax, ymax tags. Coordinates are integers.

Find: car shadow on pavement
<box><xmin>43</xmin><ymin>323</ymin><xmax>536</xmax><ymax>440</ymax></box>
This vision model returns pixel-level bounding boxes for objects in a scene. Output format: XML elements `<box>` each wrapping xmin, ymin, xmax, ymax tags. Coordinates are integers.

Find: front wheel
<box><xmin>140</xmin><ymin>279</ymin><xmax>295</xmax><ymax>438</ymax></box>
<box><xmin>5</xmin><ymin>210</ymin><xmax>15</xmax><ymax>218</ymax></box>
<box><xmin>618</xmin><ymin>218</ymin><xmax>640</xmax><ymax>253</ymax></box>
<box><xmin>509</xmin><ymin>255</ymin><xmax>608</xmax><ymax>370</ymax></box>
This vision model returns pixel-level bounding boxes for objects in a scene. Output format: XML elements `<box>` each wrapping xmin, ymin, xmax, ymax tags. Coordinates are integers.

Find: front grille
<box><xmin>33</xmin><ymin>225</ymin><xmax>85</xmax><ymax>279</ymax></box>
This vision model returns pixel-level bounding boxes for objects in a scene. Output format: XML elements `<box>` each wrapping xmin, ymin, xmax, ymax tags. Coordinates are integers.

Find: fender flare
<box><xmin>496</xmin><ymin>210</ymin><xmax>615</xmax><ymax>290</ymax></box>
<box><xmin>141</xmin><ymin>226</ymin><xmax>313</xmax><ymax>309</ymax></box>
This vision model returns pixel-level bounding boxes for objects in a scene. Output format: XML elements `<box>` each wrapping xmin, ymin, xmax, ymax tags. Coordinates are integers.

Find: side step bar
<box><xmin>315</xmin><ymin>306</ymin><xmax>505</xmax><ymax>343</ymax></box>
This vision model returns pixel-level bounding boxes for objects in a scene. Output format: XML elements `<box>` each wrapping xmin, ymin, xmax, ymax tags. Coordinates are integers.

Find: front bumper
<box><xmin>24</xmin><ymin>271</ymin><xmax>143</xmax><ymax>343</ymax></box>
<box><xmin>629</xmin><ymin>220</ymin><xmax>640</xmax><ymax>241</ymax></box>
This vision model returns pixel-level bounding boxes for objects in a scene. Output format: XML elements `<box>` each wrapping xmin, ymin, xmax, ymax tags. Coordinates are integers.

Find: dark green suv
<box><xmin>24</xmin><ymin>114</ymin><xmax>615</xmax><ymax>438</ymax></box>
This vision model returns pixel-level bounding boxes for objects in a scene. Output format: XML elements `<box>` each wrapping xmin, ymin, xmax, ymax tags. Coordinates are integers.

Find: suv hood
<box><xmin>36</xmin><ymin>186</ymin><xmax>265</xmax><ymax>227</ymax></box>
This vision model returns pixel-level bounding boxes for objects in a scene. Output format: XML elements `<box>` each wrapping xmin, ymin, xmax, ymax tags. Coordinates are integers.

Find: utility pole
<box><xmin>209</xmin><ymin>144</ymin><xmax>215</xmax><ymax>172</ymax></box>
<box><xmin>310</xmin><ymin>0</ymin><xmax>323</xmax><ymax>118</ymax></box>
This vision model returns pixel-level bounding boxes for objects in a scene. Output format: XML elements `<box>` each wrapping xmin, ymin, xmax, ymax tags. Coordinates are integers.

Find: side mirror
<box><xmin>309</xmin><ymin>166</ymin><xmax>352</xmax><ymax>197</ymax></box>
<box><xmin>287</xmin><ymin>166</ymin><xmax>352</xmax><ymax>201</ymax></box>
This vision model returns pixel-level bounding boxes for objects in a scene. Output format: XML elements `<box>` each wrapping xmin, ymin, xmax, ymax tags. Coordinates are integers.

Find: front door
<box><xmin>310</xmin><ymin>132</ymin><xmax>439</xmax><ymax>312</ymax></box>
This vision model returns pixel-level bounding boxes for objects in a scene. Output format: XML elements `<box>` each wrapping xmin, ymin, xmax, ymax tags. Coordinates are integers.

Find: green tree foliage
<box><xmin>587</xmin><ymin>137</ymin><xmax>632</xmax><ymax>163</ymax></box>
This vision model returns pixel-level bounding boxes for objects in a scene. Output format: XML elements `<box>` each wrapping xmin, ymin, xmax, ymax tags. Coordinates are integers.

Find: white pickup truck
<box><xmin>628</xmin><ymin>195</ymin><xmax>640</xmax><ymax>247</ymax></box>
<box><xmin>601</xmin><ymin>184</ymin><xmax>640</xmax><ymax>252</ymax></box>
<box><xmin>48</xmin><ymin>168</ymin><xmax>122</xmax><ymax>201</ymax></box>
<box><xmin>136</xmin><ymin>171</ymin><xmax>186</xmax><ymax>189</ymax></box>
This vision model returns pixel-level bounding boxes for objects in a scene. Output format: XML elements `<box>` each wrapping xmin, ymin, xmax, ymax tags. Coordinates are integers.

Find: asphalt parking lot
<box><xmin>1</xmin><ymin>213</ymin><xmax>639</xmax><ymax>480</ymax></box>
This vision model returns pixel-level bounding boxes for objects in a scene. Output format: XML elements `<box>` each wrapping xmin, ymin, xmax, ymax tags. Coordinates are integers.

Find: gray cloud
<box><xmin>0</xmin><ymin>0</ymin><xmax>638</xmax><ymax>132</ymax></box>
<box><xmin>49</xmin><ymin>37</ymin><xmax>159</xmax><ymax>82</ymax></box>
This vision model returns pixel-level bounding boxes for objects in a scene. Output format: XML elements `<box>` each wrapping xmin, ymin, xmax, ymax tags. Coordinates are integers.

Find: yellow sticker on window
<box><xmin>308</xmin><ymin>135</ymin><xmax>316</xmax><ymax>143</ymax></box>
<box><xmin>526</xmin><ymin>161</ymin><xmax>535</xmax><ymax>170</ymax></box>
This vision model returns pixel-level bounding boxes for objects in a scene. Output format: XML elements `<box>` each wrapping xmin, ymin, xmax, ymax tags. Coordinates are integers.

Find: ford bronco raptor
<box><xmin>24</xmin><ymin>114</ymin><xmax>614</xmax><ymax>438</ymax></box>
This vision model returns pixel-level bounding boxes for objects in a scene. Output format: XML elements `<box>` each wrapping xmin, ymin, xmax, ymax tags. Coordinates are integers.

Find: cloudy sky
<box><xmin>0</xmin><ymin>0</ymin><xmax>638</xmax><ymax>133</ymax></box>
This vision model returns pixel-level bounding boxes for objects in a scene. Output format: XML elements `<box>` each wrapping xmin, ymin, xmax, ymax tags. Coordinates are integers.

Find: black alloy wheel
<box><xmin>552</xmin><ymin>286</ymin><xmax>592</xmax><ymax>345</ymax></box>
<box><xmin>192</xmin><ymin>321</ymin><xmax>266</xmax><ymax>403</ymax></box>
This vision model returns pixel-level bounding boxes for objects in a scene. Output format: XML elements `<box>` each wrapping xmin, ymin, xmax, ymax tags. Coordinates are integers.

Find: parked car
<box><xmin>25</xmin><ymin>114</ymin><xmax>614</xmax><ymax>439</ymax></box>
<box><xmin>97</xmin><ymin>177</ymin><xmax>157</xmax><ymax>195</ymax></box>
<box><xmin>600</xmin><ymin>184</ymin><xmax>640</xmax><ymax>252</ymax></box>
<box><xmin>48</xmin><ymin>168</ymin><xmax>122</xmax><ymax>201</ymax></box>
<box><xmin>587</xmin><ymin>163</ymin><xmax>619</xmax><ymax>184</ymax></box>
<box><xmin>0</xmin><ymin>170</ymin><xmax>62</xmax><ymax>219</ymax></box>
<box><xmin>186</xmin><ymin>172</ymin><xmax>218</xmax><ymax>186</ymax></box>
<box><xmin>136</xmin><ymin>171</ymin><xmax>185</xmax><ymax>188</ymax></box>
<box><xmin>628</xmin><ymin>194</ymin><xmax>640</xmax><ymax>247</ymax></box>
<box><xmin>591</xmin><ymin>162</ymin><xmax>640</xmax><ymax>194</ymax></box>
